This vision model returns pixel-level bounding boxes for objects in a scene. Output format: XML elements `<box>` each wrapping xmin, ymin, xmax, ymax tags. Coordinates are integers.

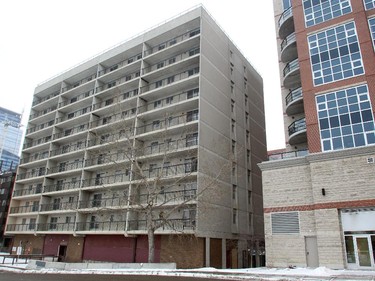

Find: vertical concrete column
<box><xmin>222</xmin><ymin>238</ymin><xmax>226</xmax><ymax>268</ymax></box>
<box><xmin>205</xmin><ymin>237</ymin><xmax>210</xmax><ymax>267</ymax></box>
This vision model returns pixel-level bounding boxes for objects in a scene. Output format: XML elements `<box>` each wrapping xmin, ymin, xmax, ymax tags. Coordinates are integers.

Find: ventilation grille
<box><xmin>271</xmin><ymin>212</ymin><xmax>300</xmax><ymax>234</ymax></box>
<box><xmin>367</xmin><ymin>157</ymin><xmax>374</xmax><ymax>164</ymax></box>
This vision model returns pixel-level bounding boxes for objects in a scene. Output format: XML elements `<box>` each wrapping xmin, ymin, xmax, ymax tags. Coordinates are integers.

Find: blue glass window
<box><xmin>308</xmin><ymin>22</ymin><xmax>364</xmax><ymax>86</ymax></box>
<box><xmin>303</xmin><ymin>0</ymin><xmax>352</xmax><ymax>27</ymax></box>
<box><xmin>316</xmin><ymin>84</ymin><xmax>375</xmax><ymax>151</ymax></box>
<box><xmin>364</xmin><ymin>0</ymin><xmax>375</xmax><ymax>10</ymax></box>
<box><xmin>368</xmin><ymin>18</ymin><xmax>375</xmax><ymax>51</ymax></box>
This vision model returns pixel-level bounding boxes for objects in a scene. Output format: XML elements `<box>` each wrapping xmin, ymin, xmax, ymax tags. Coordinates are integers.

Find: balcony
<box><xmin>50</xmin><ymin>141</ymin><xmax>87</xmax><ymax>157</ymax></box>
<box><xmin>76</xmin><ymin>220</ymin><xmax>126</xmax><ymax>232</ymax></box>
<box><xmin>92</xmin><ymin>88</ymin><xmax>138</xmax><ymax>111</ymax></box>
<box><xmin>47</xmin><ymin>160</ymin><xmax>84</xmax><ymax>175</ymax></box>
<box><xmin>37</xmin><ymin>222</ymin><xmax>75</xmax><ymax>232</ymax></box>
<box><xmin>20</xmin><ymin>151</ymin><xmax>49</xmax><ymax>165</ymax></box>
<box><xmin>13</xmin><ymin>185</ymin><xmax>42</xmax><ymax>197</ymax></box>
<box><xmin>268</xmin><ymin>149</ymin><xmax>309</xmax><ymax>161</ymax></box>
<box><xmin>98</xmin><ymin>53</ymin><xmax>142</xmax><ymax>77</ymax></box>
<box><xmin>56</xmin><ymin>106</ymin><xmax>92</xmax><ymax>124</ymax></box>
<box><xmin>288</xmin><ymin>118</ymin><xmax>307</xmax><ymax>145</ymax></box>
<box><xmin>29</xmin><ymin>105</ymin><xmax>57</xmax><ymax>121</ymax></box>
<box><xmin>58</xmin><ymin>89</ymin><xmax>95</xmax><ymax>108</ymax></box>
<box><xmin>278</xmin><ymin>7</ymin><xmax>294</xmax><ymax>39</ymax></box>
<box><xmin>9</xmin><ymin>204</ymin><xmax>39</xmax><ymax>214</ymax></box>
<box><xmin>285</xmin><ymin>87</ymin><xmax>304</xmax><ymax>116</ymax></box>
<box><xmin>53</xmin><ymin>123</ymin><xmax>89</xmax><ymax>140</ymax></box>
<box><xmin>6</xmin><ymin>224</ymin><xmax>36</xmax><ymax>233</ymax></box>
<box><xmin>17</xmin><ymin>168</ymin><xmax>46</xmax><ymax>181</ymax></box>
<box><xmin>281</xmin><ymin>33</ymin><xmax>297</xmax><ymax>63</ymax></box>
<box><xmin>32</xmin><ymin>90</ymin><xmax>60</xmax><ymax>107</ymax></box>
<box><xmin>40</xmin><ymin>201</ymin><xmax>78</xmax><ymax>212</ymax></box>
<box><xmin>61</xmin><ymin>73</ymin><xmax>96</xmax><ymax>93</ymax></box>
<box><xmin>128</xmin><ymin>218</ymin><xmax>195</xmax><ymax>232</ymax></box>
<box><xmin>23</xmin><ymin>135</ymin><xmax>51</xmax><ymax>150</ymax></box>
<box><xmin>140</xmin><ymin>67</ymin><xmax>199</xmax><ymax>95</ymax></box>
<box><xmin>44</xmin><ymin>180</ymin><xmax>80</xmax><ymax>193</ymax></box>
<box><xmin>144</xmin><ymin>28</ymin><xmax>200</xmax><ymax>57</ymax></box>
<box><xmin>96</xmin><ymin>70</ymin><xmax>140</xmax><ymax>94</ymax></box>
<box><xmin>82</xmin><ymin>172</ymin><xmax>132</xmax><ymax>189</ymax></box>
<box><xmin>26</xmin><ymin>120</ymin><xmax>54</xmax><ymax>135</ymax></box>
<box><xmin>283</xmin><ymin>58</ymin><xmax>300</xmax><ymax>89</ymax></box>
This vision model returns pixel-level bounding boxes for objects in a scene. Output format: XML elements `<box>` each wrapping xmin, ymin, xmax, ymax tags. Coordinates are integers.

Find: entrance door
<box><xmin>305</xmin><ymin>236</ymin><xmax>319</xmax><ymax>267</ymax></box>
<box><xmin>345</xmin><ymin>235</ymin><xmax>375</xmax><ymax>268</ymax></box>
<box><xmin>58</xmin><ymin>245</ymin><xmax>67</xmax><ymax>262</ymax></box>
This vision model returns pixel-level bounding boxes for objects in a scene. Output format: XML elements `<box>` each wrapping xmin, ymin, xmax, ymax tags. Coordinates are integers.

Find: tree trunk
<box><xmin>147</xmin><ymin>209</ymin><xmax>155</xmax><ymax>263</ymax></box>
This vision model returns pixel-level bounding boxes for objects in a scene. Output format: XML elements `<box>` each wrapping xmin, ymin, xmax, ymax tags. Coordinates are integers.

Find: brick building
<box><xmin>259</xmin><ymin>0</ymin><xmax>375</xmax><ymax>269</ymax></box>
<box><xmin>5</xmin><ymin>6</ymin><xmax>267</xmax><ymax>268</ymax></box>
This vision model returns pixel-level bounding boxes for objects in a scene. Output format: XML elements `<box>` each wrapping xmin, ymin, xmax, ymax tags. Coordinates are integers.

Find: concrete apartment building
<box><xmin>5</xmin><ymin>6</ymin><xmax>267</xmax><ymax>268</ymax></box>
<box><xmin>259</xmin><ymin>0</ymin><xmax>375</xmax><ymax>269</ymax></box>
<box><xmin>0</xmin><ymin>107</ymin><xmax>23</xmax><ymax>172</ymax></box>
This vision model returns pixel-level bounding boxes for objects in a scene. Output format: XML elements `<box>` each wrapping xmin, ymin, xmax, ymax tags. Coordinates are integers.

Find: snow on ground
<box><xmin>1</xmin><ymin>252</ymin><xmax>375</xmax><ymax>280</ymax></box>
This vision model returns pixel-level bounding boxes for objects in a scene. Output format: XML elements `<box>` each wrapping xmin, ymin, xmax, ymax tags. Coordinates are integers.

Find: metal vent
<box><xmin>271</xmin><ymin>212</ymin><xmax>300</xmax><ymax>234</ymax></box>
<box><xmin>367</xmin><ymin>157</ymin><xmax>374</xmax><ymax>164</ymax></box>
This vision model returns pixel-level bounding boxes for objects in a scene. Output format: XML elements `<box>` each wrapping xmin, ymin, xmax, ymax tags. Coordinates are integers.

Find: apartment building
<box><xmin>259</xmin><ymin>0</ymin><xmax>375</xmax><ymax>269</ymax></box>
<box><xmin>5</xmin><ymin>6</ymin><xmax>266</xmax><ymax>268</ymax></box>
<box><xmin>0</xmin><ymin>107</ymin><xmax>23</xmax><ymax>171</ymax></box>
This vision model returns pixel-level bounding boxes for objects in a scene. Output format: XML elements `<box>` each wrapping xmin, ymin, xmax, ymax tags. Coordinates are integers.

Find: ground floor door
<box><xmin>58</xmin><ymin>245</ymin><xmax>67</xmax><ymax>262</ymax></box>
<box><xmin>345</xmin><ymin>235</ymin><xmax>375</xmax><ymax>268</ymax></box>
<box><xmin>305</xmin><ymin>236</ymin><xmax>319</xmax><ymax>268</ymax></box>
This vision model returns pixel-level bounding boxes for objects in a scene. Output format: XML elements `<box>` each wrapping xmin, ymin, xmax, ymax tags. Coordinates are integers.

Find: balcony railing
<box><xmin>47</xmin><ymin>160</ymin><xmax>84</xmax><ymax>175</ymax></box>
<box><xmin>95</xmin><ymin>70</ymin><xmax>140</xmax><ymax>93</ymax></box>
<box><xmin>283</xmin><ymin>58</ymin><xmax>299</xmax><ymax>78</ymax></box>
<box><xmin>144</xmin><ymin>28</ymin><xmax>200</xmax><ymax>57</ymax></box>
<box><xmin>79</xmin><ymin>197</ymin><xmax>127</xmax><ymax>209</ymax></box>
<box><xmin>53</xmin><ymin>123</ymin><xmax>89</xmax><ymax>140</ymax></box>
<box><xmin>13</xmin><ymin>185</ymin><xmax>42</xmax><ymax>197</ymax></box>
<box><xmin>76</xmin><ymin>221</ymin><xmax>126</xmax><ymax>232</ymax></box>
<box><xmin>139</xmin><ymin>162</ymin><xmax>197</xmax><ymax>179</ymax></box>
<box><xmin>92</xmin><ymin>88</ymin><xmax>138</xmax><ymax>111</ymax></box>
<box><xmin>142</xmin><ymin>136</ymin><xmax>198</xmax><ymax>156</ymax></box>
<box><xmin>268</xmin><ymin>149</ymin><xmax>309</xmax><ymax>161</ymax></box>
<box><xmin>6</xmin><ymin>224</ymin><xmax>36</xmax><ymax>232</ymax></box>
<box><xmin>138</xmin><ymin>88</ymin><xmax>199</xmax><ymax>114</ymax></box>
<box><xmin>87</xmin><ymin>129</ymin><xmax>133</xmax><ymax>148</ymax></box>
<box><xmin>44</xmin><ymin>180</ymin><xmax>81</xmax><ymax>193</ymax></box>
<box><xmin>23</xmin><ymin>136</ymin><xmax>51</xmax><ymax>149</ymax></box>
<box><xmin>288</xmin><ymin>118</ymin><xmax>306</xmax><ymax>136</ymax></box>
<box><xmin>26</xmin><ymin>120</ymin><xmax>54</xmax><ymax>135</ymax></box>
<box><xmin>17</xmin><ymin>168</ymin><xmax>46</xmax><ymax>180</ymax></box>
<box><xmin>56</xmin><ymin>106</ymin><xmax>92</xmax><ymax>124</ymax></box>
<box><xmin>9</xmin><ymin>205</ymin><xmax>39</xmax><ymax>214</ymax></box>
<box><xmin>140</xmin><ymin>67</ymin><xmax>199</xmax><ymax>94</ymax></box>
<box><xmin>61</xmin><ymin>74</ymin><xmax>97</xmax><ymax>93</ymax></box>
<box><xmin>29</xmin><ymin>105</ymin><xmax>57</xmax><ymax>120</ymax></box>
<box><xmin>37</xmin><ymin>222</ymin><xmax>75</xmax><ymax>232</ymax></box>
<box><xmin>40</xmin><ymin>201</ymin><xmax>78</xmax><ymax>212</ymax></box>
<box><xmin>128</xmin><ymin>218</ymin><xmax>195</xmax><ymax>231</ymax></box>
<box><xmin>58</xmin><ymin>89</ymin><xmax>95</xmax><ymax>108</ymax></box>
<box><xmin>50</xmin><ymin>141</ymin><xmax>87</xmax><ymax>157</ymax></box>
<box><xmin>278</xmin><ymin>6</ymin><xmax>293</xmax><ymax>28</ymax></box>
<box><xmin>20</xmin><ymin>151</ymin><xmax>49</xmax><ymax>164</ymax></box>
<box><xmin>82</xmin><ymin>172</ymin><xmax>132</xmax><ymax>188</ymax></box>
<box><xmin>98</xmin><ymin>53</ymin><xmax>142</xmax><ymax>77</ymax></box>
<box><xmin>90</xmin><ymin>109</ymin><xmax>136</xmax><ymax>129</ymax></box>
<box><xmin>142</xmin><ymin>47</ymin><xmax>200</xmax><ymax>74</ymax></box>
<box><xmin>286</xmin><ymin>87</ymin><xmax>303</xmax><ymax>106</ymax></box>
<box><xmin>281</xmin><ymin>32</ymin><xmax>296</xmax><ymax>53</ymax></box>
<box><xmin>136</xmin><ymin>111</ymin><xmax>198</xmax><ymax>135</ymax></box>
<box><xmin>32</xmin><ymin>90</ymin><xmax>60</xmax><ymax>107</ymax></box>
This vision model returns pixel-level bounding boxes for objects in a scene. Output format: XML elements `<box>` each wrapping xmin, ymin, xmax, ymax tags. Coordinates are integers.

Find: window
<box><xmin>187</xmin><ymin>88</ymin><xmax>199</xmax><ymax>99</ymax></box>
<box><xmin>166</xmin><ymin>96</ymin><xmax>173</xmax><ymax>104</ymax></box>
<box><xmin>316</xmin><ymin>84</ymin><xmax>375</xmax><ymax>151</ymax></box>
<box><xmin>105</xmin><ymin>98</ymin><xmax>113</xmax><ymax>106</ymax></box>
<box><xmin>157</xmin><ymin>62</ymin><xmax>164</xmax><ymax>69</ymax></box>
<box><xmin>67</xmin><ymin>113</ymin><xmax>74</xmax><ymax>119</ymax></box>
<box><xmin>29</xmin><ymin>218</ymin><xmax>36</xmax><ymax>230</ymax></box>
<box><xmin>185</xmin><ymin>158</ymin><xmax>197</xmax><ymax>173</ymax></box>
<box><xmin>50</xmin><ymin>217</ymin><xmax>58</xmax><ymax>230</ymax></box>
<box><xmin>169</xmin><ymin>57</ymin><xmax>176</xmax><ymax>64</ymax></box>
<box><xmin>154</xmin><ymin>100</ymin><xmax>161</xmax><ymax>108</ymax></box>
<box><xmin>125</xmin><ymin>75</ymin><xmax>131</xmax><ymax>81</ymax></box>
<box><xmin>151</xmin><ymin>141</ymin><xmax>159</xmax><ymax>153</ymax></box>
<box><xmin>282</xmin><ymin>0</ymin><xmax>291</xmax><ymax>10</ymax></box>
<box><xmin>169</xmin><ymin>39</ymin><xmax>177</xmax><ymax>46</ymax></box>
<box><xmin>248</xmin><ymin>190</ymin><xmax>252</xmax><ymax>205</ymax></box>
<box><xmin>231</xmin><ymin>100</ymin><xmax>235</xmax><ymax>114</ymax></box>
<box><xmin>189</xmin><ymin>48</ymin><xmax>200</xmax><ymax>56</ymax></box>
<box><xmin>232</xmin><ymin>140</ymin><xmax>236</xmax><ymax>155</ymax></box>
<box><xmin>167</xmin><ymin>76</ymin><xmax>174</xmax><ymax>84</ymax></box>
<box><xmin>245</xmin><ymin>112</ymin><xmax>249</xmax><ymax>126</ymax></box>
<box><xmin>149</xmin><ymin>163</ymin><xmax>157</xmax><ymax>173</ymax></box>
<box><xmin>271</xmin><ymin>212</ymin><xmax>300</xmax><ymax>234</ymax></box>
<box><xmin>303</xmin><ymin>0</ymin><xmax>351</xmax><ymax>27</ymax></box>
<box><xmin>246</xmin><ymin>130</ymin><xmax>250</xmax><ymax>144</ymax></box>
<box><xmin>107</xmin><ymin>81</ymin><xmax>116</xmax><ymax>88</ymax></box>
<box><xmin>368</xmin><ymin>17</ymin><xmax>375</xmax><ymax>51</ymax></box>
<box><xmin>155</xmin><ymin>80</ymin><xmax>163</xmax><ymax>88</ymax></box>
<box><xmin>128</xmin><ymin>58</ymin><xmax>133</xmax><ymax>64</ymax></box>
<box><xmin>187</xmin><ymin>110</ymin><xmax>199</xmax><ymax>122</ymax></box>
<box><xmin>152</xmin><ymin>120</ymin><xmax>160</xmax><ymax>130</ymax></box>
<box><xmin>90</xmin><ymin>216</ymin><xmax>98</xmax><ymax>229</ymax></box>
<box><xmin>110</xmin><ymin>65</ymin><xmax>118</xmax><ymax>72</ymax></box>
<box><xmin>232</xmin><ymin>209</ymin><xmax>237</xmax><ymax>224</ymax></box>
<box><xmin>188</xmin><ymin>67</ymin><xmax>199</xmax><ymax>76</ymax></box>
<box><xmin>53</xmin><ymin>198</ymin><xmax>60</xmax><ymax>210</ymax></box>
<box><xmin>69</xmin><ymin>196</ymin><xmax>75</xmax><ymax>203</ymax></box>
<box><xmin>364</xmin><ymin>0</ymin><xmax>375</xmax><ymax>10</ymax></box>
<box><xmin>308</xmin><ymin>21</ymin><xmax>364</xmax><ymax>86</ymax></box>
<box><xmin>190</xmin><ymin>29</ymin><xmax>200</xmax><ymax>37</ymax></box>
<box><xmin>65</xmin><ymin>217</ymin><xmax>71</xmax><ymax>224</ymax></box>
<box><xmin>186</xmin><ymin>133</ymin><xmax>198</xmax><ymax>147</ymax></box>
<box><xmin>92</xmin><ymin>194</ymin><xmax>102</xmax><ymax>207</ymax></box>
<box><xmin>158</xmin><ymin>44</ymin><xmax>166</xmax><ymax>51</ymax></box>
<box><xmin>232</xmin><ymin>185</ymin><xmax>237</xmax><ymax>200</ymax></box>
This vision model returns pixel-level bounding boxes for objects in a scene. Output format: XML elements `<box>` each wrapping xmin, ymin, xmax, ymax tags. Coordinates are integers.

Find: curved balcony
<box><xmin>285</xmin><ymin>87</ymin><xmax>304</xmax><ymax>116</ymax></box>
<box><xmin>278</xmin><ymin>7</ymin><xmax>294</xmax><ymax>39</ymax></box>
<box><xmin>288</xmin><ymin>118</ymin><xmax>307</xmax><ymax>145</ymax></box>
<box><xmin>281</xmin><ymin>33</ymin><xmax>297</xmax><ymax>63</ymax></box>
<box><xmin>283</xmin><ymin>59</ymin><xmax>300</xmax><ymax>89</ymax></box>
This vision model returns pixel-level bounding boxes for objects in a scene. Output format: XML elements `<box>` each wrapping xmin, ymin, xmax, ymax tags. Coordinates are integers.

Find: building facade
<box><xmin>260</xmin><ymin>0</ymin><xmax>375</xmax><ymax>269</ymax></box>
<box><xmin>0</xmin><ymin>107</ymin><xmax>23</xmax><ymax>171</ymax></box>
<box><xmin>5</xmin><ymin>6</ymin><xmax>267</xmax><ymax>268</ymax></box>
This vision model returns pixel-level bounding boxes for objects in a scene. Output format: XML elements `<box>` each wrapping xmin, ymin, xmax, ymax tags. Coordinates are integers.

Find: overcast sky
<box><xmin>0</xmin><ymin>0</ymin><xmax>285</xmax><ymax>150</ymax></box>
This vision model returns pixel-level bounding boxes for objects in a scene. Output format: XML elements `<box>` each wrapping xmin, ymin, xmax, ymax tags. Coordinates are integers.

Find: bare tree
<box><xmin>83</xmin><ymin>88</ymin><xmax>230</xmax><ymax>263</ymax></box>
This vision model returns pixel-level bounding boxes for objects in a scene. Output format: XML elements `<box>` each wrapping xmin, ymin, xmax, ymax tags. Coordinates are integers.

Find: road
<box><xmin>0</xmin><ymin>271</ymin><xmax>244</xmax><ymax>281</ymax></box>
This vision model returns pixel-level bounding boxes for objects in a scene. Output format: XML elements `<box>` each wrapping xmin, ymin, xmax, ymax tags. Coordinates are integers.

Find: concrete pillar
<box><xmin>205</xmin><ymin>237</ymin><xmax>210</xmax><ymax>267</ymax></box>
<box><xmin>222</xmin><ymin>238</ymin><xmax>226</xmax><ymax>268</ymax></box>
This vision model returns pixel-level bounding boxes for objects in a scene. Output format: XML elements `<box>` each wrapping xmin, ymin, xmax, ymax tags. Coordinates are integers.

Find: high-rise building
<box><xmin>0</xmin><ymin>107</ymin><xmax>23</xmax><ymax>171</ymax></box>
<box><xmin>260</xmin><ymin>0</ymin><xmax>375</xmax><ymax>269</ymax></box>
<box><xmin>5</xmin><ymin>6</ymin><xmax>267</xmax><ymax>268</ymax></box>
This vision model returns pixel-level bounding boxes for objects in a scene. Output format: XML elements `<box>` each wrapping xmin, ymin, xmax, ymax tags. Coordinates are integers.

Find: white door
<box><xmin>305</xmin><ymin>236</ymin><xmax>319</xmax><ymax>268</ymax></box>
<box><xmin>346</xmin><ymin>235</ymin><xmax>375</xmax><ymax>268</ymax></box>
